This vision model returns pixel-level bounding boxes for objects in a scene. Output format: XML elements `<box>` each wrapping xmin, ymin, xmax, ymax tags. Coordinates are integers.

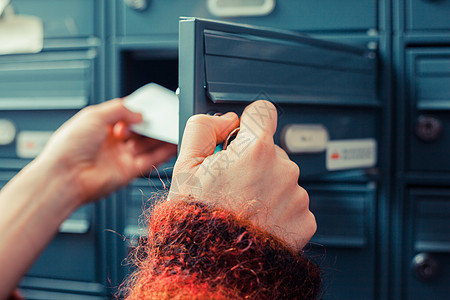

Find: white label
<box><xmin>16</xmin><ymin>131</ymin><xmax>53</xmax><ymax>159</ymax></box>
<box><xmin>59</xmin><ymin>219</ymin><xmax>90</xmax><ymax>234</ymax></box>
<box><xmin>0</xmin><ymin>119</ymin><xmax>16</xmax><ymax>145</ymax></box>
<box><xmin>0</xmin><ymin>13</ymin><xmax>43</xmax><ymax>55</ymax></box>
<box><xmin>207</xmin><ymin>0</ymin><xmax>275</xmax><ymax>17</ymax></box>
<box><xmin>326</xmin><ymin>138</ymin><xmax>377</xmax><ymax>171</ymax></box>
<box><xmin>281</xmin><ymin>124</ymin><xmax>328</xmax><ymax>154</ymax></box>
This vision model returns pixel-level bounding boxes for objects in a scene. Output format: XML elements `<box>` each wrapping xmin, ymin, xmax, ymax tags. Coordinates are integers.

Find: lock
<box><xmin>124</xmin><ymin>0</ymin><xmax>148</xmax><ymax>11</ymax></box>
<box><xmin>415</xmin><ymin>115</ymin><xmax>443</xmax><ymax>142</ymax></box>
<box><xmin>411</xmin><ymin>253</ymin><xmax>440</xmax><ymax>282</ymax></box>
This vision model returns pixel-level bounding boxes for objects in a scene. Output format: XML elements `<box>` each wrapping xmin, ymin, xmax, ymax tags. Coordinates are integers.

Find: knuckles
<box><xmin>77</xmin><ymin>104</ymin><xmax>100</xmax><ymax>121</ymax></box>
<box><xmin>286</xmin><ymin>159</ymin><xmax>300</xmax><ymax>181</ymax></box>
<box><xmin>294</xmin><ymin>185</ymin><xmax>310</xmax><ymax>211</ymax></box>
<box><xmin>246</xmin><ymin>136</ymin><xmax>276</xmax><ymax>161</ymax></box>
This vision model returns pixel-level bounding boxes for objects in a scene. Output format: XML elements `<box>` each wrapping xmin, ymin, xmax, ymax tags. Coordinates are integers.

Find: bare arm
<box><xmin>0</xmin><ymin>99</ymin><xmax>176</xmax><ymax>299</ymax></box>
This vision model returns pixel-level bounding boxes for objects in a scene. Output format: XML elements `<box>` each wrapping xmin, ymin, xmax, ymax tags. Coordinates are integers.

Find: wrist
<box><xmin>0</xmin><ymin>151</ymin><xmax>85</xmax><ymax>296</ymax></box>
<box><xmin>30</xmin><ymin>153</ymin><xmax>85</xmax><ymax>211</ymax></box>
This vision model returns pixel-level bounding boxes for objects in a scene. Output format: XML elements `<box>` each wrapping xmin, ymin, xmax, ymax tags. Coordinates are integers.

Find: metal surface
<box><xmin>178</xmin><ymin>17</ymin><xmax>379</xmax><ymax>177</ymax></box>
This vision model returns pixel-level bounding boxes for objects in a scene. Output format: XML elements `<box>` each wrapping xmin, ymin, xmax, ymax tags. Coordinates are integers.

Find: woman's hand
<box><xmin>0</xmin><ymin>98</ymin><xmax>177</xmax><ymax>299</ymax></box>
<box><xmin>169</xmin><ymin>100</ymin><xmax>316</xmax><ymax>250</ymax></box>
<box><xmin>39</xmin><ymin>98</ymin><xmax>177</xmax><ymax>205</ymax></box>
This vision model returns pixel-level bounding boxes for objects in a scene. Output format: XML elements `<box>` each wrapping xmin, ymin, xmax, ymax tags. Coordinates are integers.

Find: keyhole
<box><xmin>415</xmin><ymin>115</ymin><xmax>443</xmax><ymax>142</ymax></box>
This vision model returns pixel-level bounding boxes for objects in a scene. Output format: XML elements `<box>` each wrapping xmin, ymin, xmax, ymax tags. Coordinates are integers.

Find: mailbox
<box><xmin>178</xmin><ymin>18</ymin><xmax>379</xmax><ymax>177</ymax></box>
<box><xmin>405</xmin><ymin>189</ymin><xmax>450</xmax><ymax>300</ymax></box>
<box><xmin>117</xmin><ymin>0</ymin><xmax>377</xmax><ymax>38</ymax></box>
<box><xmin>306</xmin><ymin>182</ymin><xmax>377</xmax><ymax>300</ymax></box>
<box><xmin>405</xmin><ymin>0</ymin><xmax>450</xmax><ymax>31</ymax></box>
<box><xmin>0</xmin><ymin>50</ymin><xmax>96</xmax><ymax>167</ymax></box>
<box><xmin>12</xmin><ymin>0</ymin><xmax>96</xmax><ymax>39</ymax></box>
<box><xmin>407</xmin><ymin>49</ymin><xmax>450</xmax><ymax>172</ymax></box>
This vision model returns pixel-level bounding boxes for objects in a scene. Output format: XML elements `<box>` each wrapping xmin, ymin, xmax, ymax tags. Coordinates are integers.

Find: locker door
<box><xmin>306</xmin><ymin>183</ymin><xmax>377</xmax><ymax>300</ymax></box>
<box><xmin>405</xmin><ymin>189</ymin><xmax>450</xmax><ymax>300</ymax></box>
<box><xmin>407</xmin><ymin>49</ymin><xmax>450</xmax><ymax>172</ymax></box>
<box><xmin>178</xmin><ymin>18</ymin><xmax>379</xmax><ymax>177</ymax></box>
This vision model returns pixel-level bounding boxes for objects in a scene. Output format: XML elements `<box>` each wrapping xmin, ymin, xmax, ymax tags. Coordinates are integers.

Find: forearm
<box><xmin>0</xmin><ymin>156</ymin><xmax>82</xmax><ymax>299</ymax></box>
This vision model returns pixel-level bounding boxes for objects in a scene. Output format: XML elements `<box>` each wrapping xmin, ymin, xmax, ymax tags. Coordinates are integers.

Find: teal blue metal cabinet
<box><xmin>115</xmin><ymin>177</ymin><xmax>171</xmax><ymax>281</ymax></box>
<box><xmin>405</xmin><ymin>0</ymin><xmax>450</xmax><ymax>31</ymax></box>
<box><xmin>13</xmin><ymin>0</ymin><xmax>96</xmax><ymax>39</ymax></box>
<box><xmin>117</xmin><ymin>0</ymin><xmax>377</xmax><ymax>38</ymax></box>
<box><xmin>307</xmin><ymin>183</ymin><xmax>377</xmax><ymax>299</ymax></box>
<box><xmin>178</xmin><ymin>18</ymin><xmax>379</xmax><ymax>177</ymax></box>
<box><xmin>1</xmin><ymin>1</ymin><xmax>106</xmax><ymax>298</ymax></box>
<box><xmin>405</xmin><ymin>189</ymin><xmax>450</xmax><ymax>300</ymax></box>
<box><xmin>0</xmin><ymin>50</ymin><xmax>97</xmax><ymax>166</ymax></box>
<box><xmin>407</xmin><ymin>49</ymin><xmax>450</xmax><ymax>172</ymax></box>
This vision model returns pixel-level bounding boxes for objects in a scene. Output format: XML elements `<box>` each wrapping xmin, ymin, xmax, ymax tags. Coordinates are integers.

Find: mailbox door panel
<box><xmin>118</xmin><ymin>0</ymin><xmax>377</xmax><ymax>37</ymax></box>
<box><xmin>0</xmin><ymin>51</ymin><xmax>95</xmax><ymax>110</ymax></box>
<box><xmin>12</xmin><ymin>0</ymin><xmax>96</xmax><ymax>38</ymax></box>
<box><xmin>406</xmin><ymin>189</ymin><xmax>450</xmax><ymax>300</ymax></box>
<box><xmin>406</xmin><ymin>0</ymin><xmax>450</xmax><ymax>31</ymax></box>
<box><xmin>0</xmin><ymin>50</ymin><xmax>96</xmax><ymax>166</ymax></box>
<box><xmin>179</xmin><ymin>18</ymin><xmax>379</xmax><ymax>177</ymax></box>
<box><xmin>116</xmin><ymin>177</ymin><xmax>171</xmax><ymax>281</ymax></box>
<box><xmin>407</xmin><ymin>49</ymin><xmax>450</xmax><ymax>172</ymax></box>
<box><xmin>306</xmin><ymin>183</ymin><xmax>376</xmax><ymax>300</ymax></box>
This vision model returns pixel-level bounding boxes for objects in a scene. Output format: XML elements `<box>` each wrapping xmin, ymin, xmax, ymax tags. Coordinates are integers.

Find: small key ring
<box><xmin>223</xmin><ymin>127</ymin><xmax>240</xmax><ymax>150</ymax></box>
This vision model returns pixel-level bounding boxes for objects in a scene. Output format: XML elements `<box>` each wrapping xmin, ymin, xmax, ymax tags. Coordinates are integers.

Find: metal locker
<box><xmin>405</xmin><ymin>0</ymin><xmax>450</xmax><ymax>31</ymax></box>
<box><xmin>0</xmin><ymin>50</ymin><xmax>96</xmax><ymax>167</ymax></box>
<box><xmin>11</xmin><ymin>0</ymin><xmax>96</xmax><ymax>39</ymax></box>
<box><xmin>306</xmin><ymin>183</ymin><xmax>377</xmax><ymax>300</ymax></box>
<box><xmin>405</xmin><ymin>189</ymin><xmax>450</xmax><ymax>300</ymax></box>
<box><xmin>117</xmin><ymin>0</ymin><xmax>377</xmax><ymax>38</ymax></box>
<box><xmin>116</xmin><ymin>177</ymin><xmax>171</xmax><ymax>281</ymax></box>
<box><xmin>178</xmin><ymin>18</ymin><xmax>379</xmax><ymax>177</ymax></box>
<box><xmin>407</xmin><ymin>49</ymin><xmax>450</xmax><ymax>172</ymax></box>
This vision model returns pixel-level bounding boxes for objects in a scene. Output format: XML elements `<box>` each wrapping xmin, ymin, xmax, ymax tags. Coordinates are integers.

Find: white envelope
<box><xmin>123</xmin><ymin>83</ymin><xmax>179</xmax><ymax>144</ymax></box>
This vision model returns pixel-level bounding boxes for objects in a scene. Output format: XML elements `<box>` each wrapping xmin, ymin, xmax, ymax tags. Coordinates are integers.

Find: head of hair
<box><xmin>120</xmin><ymin>198</ymin><xmax>321</xmax><ymax>299</ymax></box>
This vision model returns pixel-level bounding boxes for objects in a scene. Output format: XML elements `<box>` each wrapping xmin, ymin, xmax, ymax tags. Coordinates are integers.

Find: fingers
<box><xmin>221</xmin><ymin>100</ymin><xmax>278</xmax><ymax>162</ymax></box>
<box><xmin>91</xmin><ymin>99</ymin><xmax>143</xmax><ymax>126</ymax></box>
<box><xmin>237</xmin><ymin>100</ymin><xmax>278</xmax><ymax>142</ymax></box>
<box><xmin>113</xmin><ymin>121</ymin><xmax>132</xmax><ymax>139</ymax></box>
<box><xmin>178</xmin><ymin>112</ymin><xmax>239</xmax><ymax>163</ymax></box>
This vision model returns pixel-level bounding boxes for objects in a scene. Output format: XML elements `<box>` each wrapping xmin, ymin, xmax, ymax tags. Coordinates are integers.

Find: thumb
<box><xmin>234</xmin><ymin>100</ymin><xmax>278</xmax><ymax>146</ymax></box>
<box><xmin>93</xmin><ymin>99</ymin><xmax>143</xmax><ymax>126</ymax></box>
<box><xmin>177</xmin><ymin>112</ymin><xmax>239</xmax><ymax>164</ymax></box>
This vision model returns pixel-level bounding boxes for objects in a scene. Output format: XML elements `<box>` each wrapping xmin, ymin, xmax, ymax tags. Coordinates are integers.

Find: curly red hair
<box><xmin>120</xmin><ymin>198</ymin><xmax>321</xmax><ymax>299</ymax></box>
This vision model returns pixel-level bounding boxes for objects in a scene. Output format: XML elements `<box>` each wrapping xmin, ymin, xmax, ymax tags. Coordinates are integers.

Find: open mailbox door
<box><xmin>179</xmin><ymin>18</ymin><xmax>378</xmax><ymax>177</ymax></box>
